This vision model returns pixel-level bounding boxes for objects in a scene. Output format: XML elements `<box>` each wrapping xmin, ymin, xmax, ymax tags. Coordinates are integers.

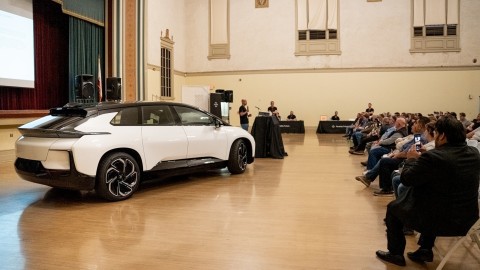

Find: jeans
<box><xmin>378</xmin><ymin>158</ymin><xmax>404</xmax><ymax>191</ymax></box>
<box><xmin>365</xmin><ymin>161</ymin><xmax>381</xmax><ymax>181</ymax></box>
<box><xmin>241</xmin><ymin>124</ymin><xmax>249</xmax><ymax>131</ymax></box>
<box><xmin>392</xmin><ymin>175</ymin><xmax>408</xmax><ymax>198</ymax></box>
<box><xmin>353</xmin><ymin>132</ymin><xmax>364</xmax><ymax>147</ymax></box>
<box><xmin>367</xmin><ymin>146</ymin><xmax>391</xmax><ymax>170</ymax></box>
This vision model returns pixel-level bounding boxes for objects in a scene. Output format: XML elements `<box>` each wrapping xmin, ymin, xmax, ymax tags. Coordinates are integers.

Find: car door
<box><xmin>141</xmin><ymin>105</ymin><xmax>188</xmax><ymax>170</ymax></box>
<box><xmin>172</xmin><ymin>105</ymin><xmax>228</xmax><ymax>161</ymax></box>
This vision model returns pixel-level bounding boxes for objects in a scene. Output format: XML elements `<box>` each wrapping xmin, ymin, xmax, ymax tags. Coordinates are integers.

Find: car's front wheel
<box><xmin>96</xmin><ymin>152</ymin><xmax>140</xmax><ymax>201</ymax></box>
<box><xmin>227</xmin><ymin>139</ymin><xmax>248</xmax><ymax>174</ymax></box>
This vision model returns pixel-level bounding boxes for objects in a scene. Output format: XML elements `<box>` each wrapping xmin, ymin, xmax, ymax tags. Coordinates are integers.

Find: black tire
<box><xmin>227</xmin><ymin>139</ymin><xmax>248</xmax><ymax>174</ymax></box>
<box><xmin>96</xmin><ymin>152</ymin><xmax>140</xmax><ymax>201</ymax></box>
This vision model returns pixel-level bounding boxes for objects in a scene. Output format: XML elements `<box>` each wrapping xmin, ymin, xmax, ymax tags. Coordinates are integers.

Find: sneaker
<box><xmin>360</xmin><ymin>161</ymin><xmax>368</xmax><ymax>166</ymax></box>
<box><xmin>373</xmin><ymin>189</ymin><xmax>394</xmax><ymax>196</ymax></box>
<box><xmin>351</xmin><ymin>150</ymin><xmax>364</xmax><ymax>155</ymax></box>
<box><xmin>355</xmin><ymin>175</ymin><xmax>371</xmax><ymax>187</ymax></box>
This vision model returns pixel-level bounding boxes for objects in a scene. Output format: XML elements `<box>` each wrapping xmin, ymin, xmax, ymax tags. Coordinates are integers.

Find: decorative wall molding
<box><xmin>184</xmin><ymin>65</ymin><xmax>480</xmax><ymax>77</ymax></box>
<box><xmin>255</xmin><ymin>0</ymin><xmax>269</xmax><ymax>8</ymax></box>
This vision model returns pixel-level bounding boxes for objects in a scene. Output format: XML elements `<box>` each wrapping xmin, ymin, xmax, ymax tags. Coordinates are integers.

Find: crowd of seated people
<box><xmin>345</xmin><ymin>111</ymin><xmax>480</xmax><ymax>266</ymax></box>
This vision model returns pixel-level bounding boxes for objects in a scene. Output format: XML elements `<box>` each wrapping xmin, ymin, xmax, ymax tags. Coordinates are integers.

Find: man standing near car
<box><xmin>239</xmin><ymin>99</ymin><xmax>251</xmax><ymax>131</ymax></box>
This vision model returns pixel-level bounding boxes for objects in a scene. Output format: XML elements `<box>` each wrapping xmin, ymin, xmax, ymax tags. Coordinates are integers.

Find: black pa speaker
<box><xmin>106</xmin><ymin>77</ymin><xmax>122</xmax><ymax>100</ymax></box>
<box><xmin>224</xmin><ymin>90</ymin><xmax>233</xmax><ymax>103</ymax></box>
<box><xmin>215</xmin><ymin>89</ymin><xmax>225</xmax><ymax>102</ymax></box>
<box><xmin>210</xmin><ymin>93</ymin><xmax>222</xmax><ymax>118</ymax></box>
<box><xmin>75</xmin><ymin>74</ymin><xmax>94</xmax><ymax>99</ymax></box>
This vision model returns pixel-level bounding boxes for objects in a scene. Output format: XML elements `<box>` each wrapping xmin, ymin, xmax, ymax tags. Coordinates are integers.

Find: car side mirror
<box><xmin>214</xmin><ymin>118</ymin><xmax>223</xmax><ymax>128</ymax></box>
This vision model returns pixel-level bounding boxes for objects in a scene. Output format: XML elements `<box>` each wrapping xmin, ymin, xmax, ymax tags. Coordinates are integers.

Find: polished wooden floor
<box><xmin>0</xmin><ymin>132</ymin><xmax>479</xmax><ymax>270</ymax></box>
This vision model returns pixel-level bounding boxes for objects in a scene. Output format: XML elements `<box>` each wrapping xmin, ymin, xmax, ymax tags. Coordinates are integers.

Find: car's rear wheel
<box><xmin>96</xmin><ymin>152</ymin><xmax>140</xmax><ymax>201</ymax></box>
<box><xmin>227</xmin><ymin>139</ymin><xmax>248</xmax><ymax>174</ymax></box>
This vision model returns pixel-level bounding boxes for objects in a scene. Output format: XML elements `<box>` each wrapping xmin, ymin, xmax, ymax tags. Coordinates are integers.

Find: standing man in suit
<box><xmin>238</xmin><ymin>99</ymin><xmax>251</xmax><ymax>131</ymax></box>
<box><xmin>376</xmin><ymin>116</ymin><xmax>480</xmax><ymax>266</ymax></box>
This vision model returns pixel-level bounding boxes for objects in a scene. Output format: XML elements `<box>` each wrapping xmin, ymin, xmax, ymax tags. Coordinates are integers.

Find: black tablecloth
<box><xmin>251</xmin><ymin>116</ymin><xmax>286</xmax><ymax>159</ymax></box>
<box><xmin>279</xmin><ymin>121</ymin><xmax>305</xmax><ymax>133</ymax></box>
<box><xmin>316</xmin><ymin>120</ymin><xmax>355</xmax><ymax>133</ymax></box>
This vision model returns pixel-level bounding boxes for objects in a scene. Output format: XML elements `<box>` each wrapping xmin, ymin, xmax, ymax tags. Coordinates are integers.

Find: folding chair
<box><xmin>435</xmin><ymin>218</ymin><xmax>480</xmax><ymax>270</ymax></box>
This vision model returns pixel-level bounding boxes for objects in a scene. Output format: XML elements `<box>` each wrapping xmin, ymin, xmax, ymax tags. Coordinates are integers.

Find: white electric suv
<box><xmin>15</xmin><ymin>102</ymin><xmax>255</xmax><ymax>201</ymax></box>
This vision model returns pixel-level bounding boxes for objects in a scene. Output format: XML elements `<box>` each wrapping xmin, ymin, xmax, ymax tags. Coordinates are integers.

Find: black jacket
<box><xmin>390</xmin><ymin>142</ymin><xmax>480</xmax><ymax>236</ymax></box>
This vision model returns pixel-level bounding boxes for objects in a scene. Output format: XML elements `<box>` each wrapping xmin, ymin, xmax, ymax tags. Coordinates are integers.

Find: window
<box><xmin>208</xmin><ymin>0</ymin><xmax>230</xmax><ymax>59</ymax></box>
<box><xmin>161</xmin><ymin>30</ymin><xmax>174</xmax><ymax>99</ymax></box>
<box><xmin>111</xmin><ymin>107</ymin><xmax>140</xmax><ymax>126</ymax></box>
<box><xmin>411</xmin><ymin>0</ymin><xmax>460</xmax><ymax>53</ymax></box>
<box><xmin>173</xmin><ymin>106</ymin><xmax>214</xmax><ymax>126</ymax></box>
<box><xmin>296</xmin><ymin>0</ymin><xmax>340</xmax><ymax>55</ymax></box>
<box><xmin>142</xmin><ymin>105</ymin><xmax>176</xmax><ymax>126</ymax></box>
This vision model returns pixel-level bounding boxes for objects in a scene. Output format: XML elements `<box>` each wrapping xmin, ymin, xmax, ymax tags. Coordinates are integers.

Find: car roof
<box><xmin>53</xmin><ymin>101</ymin><xmax>226</xmax><ymax>124</ymax></box>
<box><xmin>94</xmin><ymin>101</ymin><xmax>201</xmax><ymax>111</ymax></box>
<box><xmin>59</xmin><ymin>101</ymin><xmax>202</xmax><ymax>114</ymax></box>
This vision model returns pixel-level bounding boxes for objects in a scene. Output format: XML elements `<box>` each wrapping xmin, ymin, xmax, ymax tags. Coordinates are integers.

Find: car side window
<box><xmin>173</xmin><ymin>106</ymin><xmax>214</xmax><ymax>126</ymax></box>
<box><xmin>110</xmin><ymin>107</ymin><xmax>140</xmax><ymax>125</ymax></box>
<box><xmin>142</xmin><ymin>105</ymin><xmax>175</xmax><ymax>126</ymax></box>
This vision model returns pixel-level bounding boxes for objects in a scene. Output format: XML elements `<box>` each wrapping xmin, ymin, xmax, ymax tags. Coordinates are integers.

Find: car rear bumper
<box><xmin>15</xmin><ymin>153</ymin><xmax>95</xmax><ymax>191</ymax></box>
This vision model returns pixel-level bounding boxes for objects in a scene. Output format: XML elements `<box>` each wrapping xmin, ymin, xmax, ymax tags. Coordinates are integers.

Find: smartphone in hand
<box><xmin>414</xmin><ymin>134</ymin><xmax>421</xmax><ymax>151</ymax></box>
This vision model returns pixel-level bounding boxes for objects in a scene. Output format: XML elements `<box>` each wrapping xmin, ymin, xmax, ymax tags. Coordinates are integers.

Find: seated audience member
<box><xmin>350</xmin><ymin>115</ymin><xmax>379</xmax><ymax>154</ymax></box>
<box><xmin>268</xmin><ymin>101</ymin><xmax>280</xmax><ymax>119</ymax></box>
<box><xmin>466</xmin><ymin>113</ymin><xmax>480</xmax><ymax>132</ymax></box>
<box><xmin>375</xmin><ymin>116</ymin><xmax>480</xmax><ymax>266</ymax></box>
<box><xmin>365</xmin><ymin>117</ymin><xmax>408</xmax><ymax>170</ymax></box>
<box><xmin>459</xmin><ymin>112</ymin><xmax>471</xmax><ymax>128</ymax></box>
<box><xmin>350</xmin><ymin>114</ymin><xmax>376</xmax><ymax>149</ymax></box>
<box><xmin>392</xmin><ymin>121</ymin><xmax>436</xmax><ymax>199</ymax></box>
<box><xmin>467</xmin><ymin>126</ymin><xmax>480</xmax><ymax>141</ymax></box>
<box><xmin>351</xmin><ymin>116</ymin><xmax>394</xmax><ymax>155</ymax></box>
<box><xmin>287</xmin><ymin>111</ymin><xmax>297</xmax><ymax>121</ymax></box>
<box><xmin>331</xmin><ymin>111</ymin><xmax>340</xmax><ymax>120</ymax></box>
<box><xmin>379</xmin><ymin>116</ymin><xmax>394</xmax><ymax>136</ymax></box>
<box><xmin>358</xmin><ymin>116</ymin><xmax>397</xmax><ymax>166</ymax></box>
<box><xmin>445</xmin><ymin>112</ymin><xmax>457</xmax><ymax>121</ymax></box>
<box><xmin>369</xmin><ymin>117</ymin><xmax>431</xmax><ymax>196</ymax></box>
<box><xmin>343</xmin><ymin>113</ymin><xmax>362</xmax><ymax>139</ymax></box>
<box><xmin>390</xmin><ymin>120</ymin><xmax>437</xmax><ymax>235</ymax></box>
<box><xmin>355</xmin><ymin>117</ymin><xmax>417</xmax><ymax>187</ymax></box>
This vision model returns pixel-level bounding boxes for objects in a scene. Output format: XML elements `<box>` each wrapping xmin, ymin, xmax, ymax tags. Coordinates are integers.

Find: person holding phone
<box><xmin>376</xmin><ymin>116</ymin><xmax>480</xmax><ymax>266</ymax></box>
<box><xmin>356</xmin><ymin>117</ymin><xmax>431</xmax><ymax>196</ymax></box>
<box><xmin>414</xmin><ymin>133</ymin><xmax>422</xmax><ymax>151</ymax></box>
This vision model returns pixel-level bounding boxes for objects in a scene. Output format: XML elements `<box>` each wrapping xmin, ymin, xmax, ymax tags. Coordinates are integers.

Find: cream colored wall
<box><xmin>145</xmin><ymin>67</ymin><xmax>185</xmax><ymax>102</ymax></box>
<box><xmin>144</xmin><ymin>1</ymin><xmax>480</xmax><ymax>128</ymax></box>
<box><xmin>146</xmin><ymin>0</ymin><xmax>186</xmax><ymax>71</ymax></box>
<box><xmin>184</xmin><ymin>0</ymin><xmax>480</xmax><ymax>72</ymax></box>
<box><xmin>0</xmin><ymin>118</ymin><xmax>37</xmax><ymax>151</ymax></box>
<box><xmin>185</xmin><ymin>69</ymin><xmax>480</xmax><ymax>127</ymax></box>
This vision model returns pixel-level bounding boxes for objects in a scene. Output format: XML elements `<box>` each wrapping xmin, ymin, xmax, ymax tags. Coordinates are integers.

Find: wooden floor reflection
<box><xmin>0</xmin><ymin>133</ymin><xmax>479</xmax><ymax>270</ymax></box>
